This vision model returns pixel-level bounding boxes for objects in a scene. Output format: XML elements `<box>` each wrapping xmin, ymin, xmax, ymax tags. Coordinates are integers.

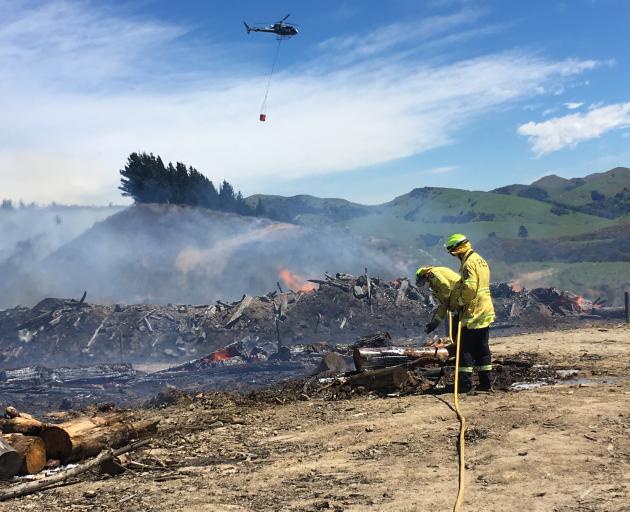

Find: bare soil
<box><xmin>2</xmin><ymin>325</ymin><xmax>629</xmax><ymax>512</ymax></box>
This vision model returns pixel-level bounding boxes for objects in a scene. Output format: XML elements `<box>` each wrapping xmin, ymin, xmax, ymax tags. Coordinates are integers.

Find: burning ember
<box><xmin>207</xmin><ymin>348</ymin><xmax>233</xmax><ymax>362</ymax></box>
<box><xmin>278</xmin><ymin>267</ymin><xmax>317</xmax><ymax>293</ymax></box>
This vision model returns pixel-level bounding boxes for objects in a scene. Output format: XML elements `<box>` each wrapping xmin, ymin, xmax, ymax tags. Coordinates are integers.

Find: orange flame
<box><xmin>509</xmin><ymin>281</ymin><xmax>524</xmax><ymax>292</ymax></box>
<box><xmin>208</xmin><ymin>348</ymin><xmax>232</xmax><ymax>362</ymax></box>
<box><xmin>278</xmin><ymin>267</ymin><xmax>317</xmax><ymax>292</ymax></box>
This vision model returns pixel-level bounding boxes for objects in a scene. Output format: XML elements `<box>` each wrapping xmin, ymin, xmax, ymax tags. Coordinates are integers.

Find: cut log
<box><xmin>353</xmin><ymin>346</ymin><xmax>449</xmax><ymax>371</ymax></box>
<box><xmin>41</xmin><ymin>415</ymin><xmax>159</xmax><ymax>462</ymax></box>
<box><xmin>347</xmin><ymin>366</ymin><xmax>411</xmax><ymax>391</ymax></box>
<box><xmin>0</xmin><ymin>411</ymin><xmax>46</xmax><ymax>436</ymax></box>
<box><xmin>0</xmin><ymin>437</ymin><xmax>22</xmax><ymax>480</ymax></box>
<box><xmin>2</xmin><ymin>434</ymin><xmax>46</xmax><ymax>475</ymax></box>
<box><xmin>0</xmin><ymin>439</ymin><xmax>151</xmax><ymax>502</ymax></box>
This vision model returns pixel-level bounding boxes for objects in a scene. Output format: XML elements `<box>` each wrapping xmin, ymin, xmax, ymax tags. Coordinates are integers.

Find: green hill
<box><xmin>493</xmin><ymin>167</ymin><xmax>630</xmax><ymax>218</ymax></box>
<box><xmin>247</xmin><ymin>167</ymin><xmax>630</xmax><ymax>303</ymax></box>
<box><xmin>246</xmin><ymin>194</ymin><xmax>370</xmax><ymax>227</ymax></box>
<box><xmin>249</xmin><ymin>185</ymin><xmax>618</xmax><ymax>250</ymax></box>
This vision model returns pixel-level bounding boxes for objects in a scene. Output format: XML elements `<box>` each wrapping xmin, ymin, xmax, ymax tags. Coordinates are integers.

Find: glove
<box><xmin>424</xmin><ymin>319</ymin><xmax>440</xmax><ymax>334</ymax></box>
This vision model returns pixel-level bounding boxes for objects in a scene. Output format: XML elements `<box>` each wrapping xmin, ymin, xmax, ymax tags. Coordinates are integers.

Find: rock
<box><xmin>146</xmin><ymin>386</ymin><xmax>192</xmax><ymax>408</ymax></box>
<box><xmin>316</xmin><ymin>352</ymin><xmax>348</xmax><ymax>374</ymax></box>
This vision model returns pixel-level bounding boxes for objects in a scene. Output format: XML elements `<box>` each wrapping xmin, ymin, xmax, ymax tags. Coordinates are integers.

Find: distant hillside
<box><xmin>475</xmin><ymin>222</ymin><xmax>630</xmax><ymax>264</ymax></box>
<box><xmin>0</xmin><ymin>204</ymin><xmax>413</xmax><ymax>307</ymax></box>
<box><xmin>246</xmin><ymin>194</ymin><xmax>371</xmax><ymax>227</ymax></box>
<box><xmin>248</xmin><ymin>167</ymin><xmax>630</xmax><ymax>303</ymax></box>
<box><xmin>493</xmin><ymin>167</ymin><xmax>630</xmax><ymax>218</ymax></box>
<box><xmin>250</xmin><ymin>185</ymin><xmax>618</xmax><ymax>249</ymax></box>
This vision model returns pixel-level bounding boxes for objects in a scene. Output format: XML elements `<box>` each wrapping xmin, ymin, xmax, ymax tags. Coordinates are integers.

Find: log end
<box><xmin>0</xmin><ymin>451</ymin><xmax>23</xmax><ymax>480</ymax></box>
<box><xmin>40</xmin><ymin>426</ymin><xmax>72</xmax><ymax>462</ymax></box>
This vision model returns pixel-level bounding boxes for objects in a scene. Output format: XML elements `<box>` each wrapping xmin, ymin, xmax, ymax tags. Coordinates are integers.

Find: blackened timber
<box><xmin>308</xmin><ymin>279</ymin><xmax>350</xmax><ymax>292</ymax></box>
<box><xmin>224</xmin><ymin>296</ymin><xmax>253</xmax><ymax>328</ymax></box>
<box><xmin>353</xmin><ymin>346</ymin><xmax>449</xmax><ymax>371</ymax></box>
<box><xmin>354</xmin><ymin>332</ymin><xmax>392</xmax><ymax>348</ymax></box>
<box><xmin>347</xmin><ymin>366</ymin><xmax>411</xmax><ymax>391</ymax></box>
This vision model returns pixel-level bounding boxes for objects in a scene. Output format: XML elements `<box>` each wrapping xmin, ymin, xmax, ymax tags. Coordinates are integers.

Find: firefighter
<box><xmin>446</xmin><ymin>234</ymin><xmax>495</xmax><ymax>392</ymax></box>
<box><xmin>415</xmin><ymin>266</ymin><xmax>460</xmax><ymax>335</ymax></box>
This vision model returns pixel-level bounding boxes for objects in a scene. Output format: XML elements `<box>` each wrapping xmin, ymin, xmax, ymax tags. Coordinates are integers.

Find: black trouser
<box><xmin>457</xmin><ymin>326</ymin><xmax>492</xmax><ymax>391</ymax></box>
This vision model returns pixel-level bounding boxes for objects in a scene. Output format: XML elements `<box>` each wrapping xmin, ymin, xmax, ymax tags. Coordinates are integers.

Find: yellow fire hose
<box><xmin>449</xmin><ymin>313</ymin><xmax>466</xmax><ymax>511</ymax></box>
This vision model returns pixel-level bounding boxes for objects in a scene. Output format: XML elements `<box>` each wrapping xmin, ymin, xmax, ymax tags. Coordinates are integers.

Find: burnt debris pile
<box><xmin>0</xmin><ymin>273</ymin><xmax>433</xmax><ymax>368</ymax></box>
<box><xmin>0</xmin><ymin>272</ymin><xmax>620</xmax><ymax>369</ymax></box>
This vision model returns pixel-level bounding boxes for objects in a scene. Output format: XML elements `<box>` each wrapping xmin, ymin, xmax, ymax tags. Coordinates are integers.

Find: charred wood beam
<box><xmin>224</xmin><ymin>296</ymin><xmax>253</xmax><ymax>328</ymax></box>
<box><xmin>308</xmin><ymin>279</ymin><xmax>350</xmax><ymax>292</ymax></box>
<box><xmin>354</xmin><ymin>332</ymin><xmax>392</xmax><ymax>348</ymax></box>
<box><xmin>353</xmin><ymin>346</ymin><xmax>449</xmax><ymax>371</ymax></box>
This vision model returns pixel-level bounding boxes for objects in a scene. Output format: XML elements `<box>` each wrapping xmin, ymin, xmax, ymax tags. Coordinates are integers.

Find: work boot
<box><xmin>457</xmin><ymin>374</ymin><xmax>473</xmax><ymax>394</ymax></box>
<box><xmin>477</xmin><ymin>371</ymin><xmax>493</xmax><ymax>392</ymax></box>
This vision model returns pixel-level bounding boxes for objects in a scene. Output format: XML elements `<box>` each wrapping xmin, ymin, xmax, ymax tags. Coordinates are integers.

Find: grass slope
<box><xmin>494</xmin><ymin>167</ymin><xmax>630</xmax><ymax>218</ymax></box>
<box><xmin>247</xmin><ymin>167</ymin><xmax>629</xmax><ymax>302</ymax></box>
<box><xmin>249</xmin><ymin>186</ymin><xmax>616</xmax><ymax>249</ymax></box>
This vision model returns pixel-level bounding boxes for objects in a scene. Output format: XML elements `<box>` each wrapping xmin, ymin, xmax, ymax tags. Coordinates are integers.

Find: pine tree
<box><xmin>119</xmin><ymin>152</ymin><xmax>253</xmax><ymax>215</ymax></box>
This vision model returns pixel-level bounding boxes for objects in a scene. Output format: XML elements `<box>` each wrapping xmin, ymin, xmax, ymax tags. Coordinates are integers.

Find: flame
<box><xmin>278</xmin><ymin>267</ymin><xmax>317</xmax><ymax>292</ymax></box>
<box><xmin>207</xmin><ymin>348</ymin><xmax>232</xmax><ymax>362</ymax></box>
<box><xmin>509</xmin><ymin>281</ymin><xmax>524</xmax><ymax>292</ymax></box>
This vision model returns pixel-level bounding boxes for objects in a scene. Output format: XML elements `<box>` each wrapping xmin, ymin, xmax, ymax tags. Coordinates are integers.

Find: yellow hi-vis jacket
<box><xmin>426</xmin><ymin>267</ymin><xmax>460</xmax><ymax>324</ymax></box>
<box><xmin>450</xmin><ymin>249</ymin><xmax>495</xmax><ymax>329</ymax></box>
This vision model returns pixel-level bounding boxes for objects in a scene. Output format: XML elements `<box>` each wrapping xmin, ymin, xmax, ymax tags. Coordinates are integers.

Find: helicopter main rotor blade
<box><xmin>281</xmin><ymin>13</ymin><xmax>291</xmax><ymax>22</ymax></box>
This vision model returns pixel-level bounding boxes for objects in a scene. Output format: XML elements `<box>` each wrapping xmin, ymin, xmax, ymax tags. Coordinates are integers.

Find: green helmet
<box><xmin>445</xmin><ymin>233</ymin><xmax>468</xmax><ymax>251</ymax></box>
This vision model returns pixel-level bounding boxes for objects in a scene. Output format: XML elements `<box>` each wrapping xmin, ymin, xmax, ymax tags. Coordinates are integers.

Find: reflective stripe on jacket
<box><xmin>451</xmin><ymin>250</ymin><xmax>495</xmax><ymax>329</ymax></box>
<box><xmin>428</xmin><ymin>267</ymin><xmax>460</xmax><ymax>324</ymax></box>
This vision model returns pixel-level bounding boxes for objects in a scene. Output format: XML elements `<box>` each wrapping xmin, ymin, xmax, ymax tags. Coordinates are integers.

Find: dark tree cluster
<box><xmin>119</xmin><ymin>152</ymin><xmax>254</xmax><ymax>216</ymax></box>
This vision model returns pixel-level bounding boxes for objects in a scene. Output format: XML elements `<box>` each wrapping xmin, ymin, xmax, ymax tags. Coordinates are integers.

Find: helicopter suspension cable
<box><xmin>260</xmin><ymin>37</ymin><xmax>283</xmax><ymax>118</ymax></box>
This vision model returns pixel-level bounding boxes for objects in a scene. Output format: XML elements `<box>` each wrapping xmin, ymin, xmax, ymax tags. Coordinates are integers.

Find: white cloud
<box><xmin>564</xmin><ymin>101</ymin><xmax>584</xmax><ymax>109</ymax></box>
<box><xmin>0</xmin><ymin>1</ymin><xmax>600</xmax><ymax>204</ymax></box>
<box><xmin>429</xmin><ymin>166</ymin><xmax>457</xmax><ymax>174</ymax></box>
<box><xmin>518</xmin><ymin>102</ymin><xmax>630</xmax><ymax>155</ymax></box>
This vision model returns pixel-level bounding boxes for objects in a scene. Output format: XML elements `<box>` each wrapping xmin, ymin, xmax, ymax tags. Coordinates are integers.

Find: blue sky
<box><xmin>1</xmin><ymin>0</ymin><xmax>629</xmax><ymax>204</ymax></box>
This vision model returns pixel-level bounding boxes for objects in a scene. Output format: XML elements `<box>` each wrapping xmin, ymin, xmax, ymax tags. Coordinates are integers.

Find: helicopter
<box><xmin>244</xmin><ymin>14</ymin><xmax>298</xmax><ymax>39</ymax></box>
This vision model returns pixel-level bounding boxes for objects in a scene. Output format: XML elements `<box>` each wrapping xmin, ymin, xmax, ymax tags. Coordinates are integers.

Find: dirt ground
<box><xmin>2</xmin><ymin>325</ymin><xmax>629</xmax><ymax>512</ymax></box>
